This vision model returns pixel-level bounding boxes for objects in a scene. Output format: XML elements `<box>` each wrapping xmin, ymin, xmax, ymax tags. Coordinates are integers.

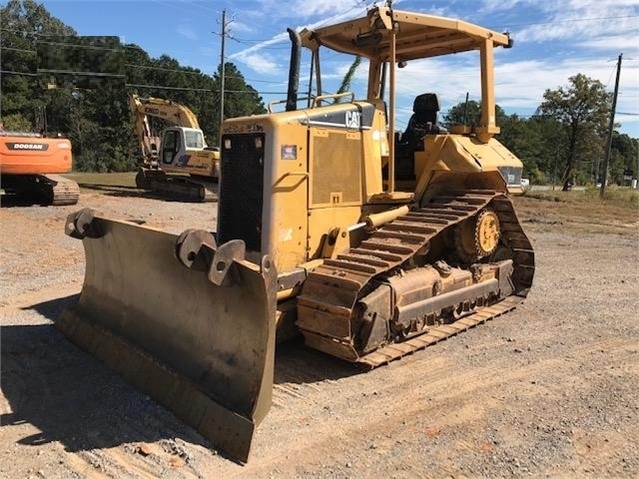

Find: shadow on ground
<box><xmin>77</xmin><ymin>182</ymin><xmax>149</xmax><ymax>199</ymax></box>
<box><xmin>78</xmin><ymin>183</ymin><xmax>218</xmax><ymax>203</ymax></box>
<box><xmin>2</xmin><ymin>294</ymin><xmax>209</xmax><ymax>452</ymax></box>
<box><xmin>1</xmin><ymin>196</ymin><xmax>48</xmax><ymax>207</ymax></box>
<box><xmin>1</xmin><ymin>294</ymin><xmax>360</xmax><ymax>455</ymax></box>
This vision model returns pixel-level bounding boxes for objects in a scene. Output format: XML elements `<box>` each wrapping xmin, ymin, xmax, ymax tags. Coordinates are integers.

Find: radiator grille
<box><xmin>218</xmin><ymin>133</ymin><xmax>264</xmax><ymax>251</ymax></box>
<box><xmin>497</xmin><ymin>166</ymin><xmax>523</xmax><ymax>188</ymax></box>
<box><xmin>312</xmin><ymin>132</ymin><xmax>361</xmax><ymax>205</ymax></box>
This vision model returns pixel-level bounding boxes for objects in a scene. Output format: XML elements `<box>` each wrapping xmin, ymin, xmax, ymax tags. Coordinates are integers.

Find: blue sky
<box><xmin>6</xmin><ymin>0</ymin><xmax>639</xmax><ymax>136</ymax></box>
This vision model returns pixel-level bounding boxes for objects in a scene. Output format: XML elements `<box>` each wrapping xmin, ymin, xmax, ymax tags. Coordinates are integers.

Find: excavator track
<box><xmin>137</xmin><ymin>168</ymin><xmax>217</xmax><ymax>202</ymax></box>
<box><xmin>297</xmin><ymin>190</ymin><xmax>534</xmax><ymax>366</ymax></box>
<box><xmin>44</xmin><ymin>174</ymin><xmax>80</xmax><ymax>206</ymax></box>
<box><xmin>1</xmin><ymin>174</ymin><xmax>79</xmax><ymax>206</ymax></box>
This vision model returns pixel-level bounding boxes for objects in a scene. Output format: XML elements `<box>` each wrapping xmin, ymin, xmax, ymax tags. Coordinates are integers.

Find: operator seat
<box><xmin>401</xmin><ymin>93</ymin><xmax>445</xmax><ymax>149</ymax></box>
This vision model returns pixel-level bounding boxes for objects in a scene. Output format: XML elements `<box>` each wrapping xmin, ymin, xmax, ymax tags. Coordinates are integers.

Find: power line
<box><xmin>0</xmin><ymin>46</ymin><xmax>37</xmax><ymax>54</ymax></box>
<box><xmin>2</xmin><ymin>48</ymin><xmax>283</xmax><ymax>85</ymax></box>
<box><xmin>227</xmin><ymin>74</ymin><xmax>284</xmax><ymax>85</ymax></box>
<box><xmin>38</xmin><ymin>68</ymin><xmax>125</xmax><ymax>78</ymax></box>
<box><xmin>494</xmin><ymin>14</ymin><xmax>639</xmax><ymax>29</ymax></box>
<box><xmin>0</xmin><ymin>69</ymin><xmax>37</xmax><ymax>77</ymax></box>
<box><xmin>126</xmin><ymin>83</ymin><xmax>213</xmax><ymax>92</ymax></box>
<box><xmin>125</xmin><ymin>63</ymin><xmax>205</xmax><ymax>75</ymax></box>
<box><xmin>316</xmin><ymin>0</ymin><xmax>369</xmax><ymax>28</ymax></box>
<box><xmin>37</xmin><ymin>40</ymin><xmax>122</xmax><ymax>52</ymax></box>
<box><xmin>125</xmin><ymin>82</ymin><xmax>283</xmax><ymax>95</ymax></box>
<box><xmin>0</xmin><ymin>27</ymin><xmax>77</xmax><ymax>37</ymax></box>
<box><xmin>2</xmin><ymin>33</ymin><xmax>148</xmax><ymax>54</ymax></box>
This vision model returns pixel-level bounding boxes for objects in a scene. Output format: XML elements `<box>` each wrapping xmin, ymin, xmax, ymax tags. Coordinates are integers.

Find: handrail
<box><xmin>312</xmin><ymin>92</ymin><xmax>354</xmax><ymax>107</ymax></box>
<box><xmin>267</xmin><ymin>96</ymin><xmax>313</xmax><ymax>113</ymax></box>
<box><xmin>273</xmin><ymin>170</ymin><xmax>309</xmax><ymax>188</ymax></box>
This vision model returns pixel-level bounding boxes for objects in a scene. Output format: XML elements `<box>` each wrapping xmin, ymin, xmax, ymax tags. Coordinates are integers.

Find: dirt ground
<box><xmin>1</xmin><ymin>183</ymin><xmax>638</xmax><ymax>479</ymax></box>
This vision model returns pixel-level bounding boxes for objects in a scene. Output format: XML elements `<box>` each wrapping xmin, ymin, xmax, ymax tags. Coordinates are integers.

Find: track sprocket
<box><xmin>455</xmin><ymin>208</ymin><xmax>500</xmax><ymax>262</ymax></box>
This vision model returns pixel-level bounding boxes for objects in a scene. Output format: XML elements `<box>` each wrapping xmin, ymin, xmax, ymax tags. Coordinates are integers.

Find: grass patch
<box><xmin>64</xmin><ymin>171</ymin><xmax>137</xmax><ymax>189</ymax></box>
<box><xmin>526</xmin><ymin>186</ymin><xmax>638</xmax><ymax>210</ymax></box>
<box><xmin>515</xmin><ymin>187</ymin><xmax>638</xmax><ymax>235</ymax></box>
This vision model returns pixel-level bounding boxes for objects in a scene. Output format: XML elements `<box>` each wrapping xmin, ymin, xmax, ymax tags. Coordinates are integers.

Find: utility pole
<box><xmin>600</xmin><ymin>53</ymin><xmax>622</xmax><ymax>198</ymax></box>
<box><xmin>218</xmin><ymin>9</ymin><xmax>227</xmax><ymax>148</ymax></box>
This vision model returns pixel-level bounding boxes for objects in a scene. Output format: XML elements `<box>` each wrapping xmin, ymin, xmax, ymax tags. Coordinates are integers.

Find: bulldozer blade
<box><xmin>59</xmin><ymin>209</ymin><xmax>277</xmax><ymax>463</ymax></box>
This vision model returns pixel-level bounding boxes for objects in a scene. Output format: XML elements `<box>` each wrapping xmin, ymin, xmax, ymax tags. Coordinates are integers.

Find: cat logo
<box><xmin>345</xmin><ymin>110</ymin><xmax>361</xmax><ymax>129</ymax></box>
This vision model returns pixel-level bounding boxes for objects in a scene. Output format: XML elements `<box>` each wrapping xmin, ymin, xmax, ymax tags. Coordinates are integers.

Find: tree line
<box><xmin>442</xmin><ymin>73</ymin><xmax>637</xmax><ymax>191</ymax></box>
<box><xmin>0</xmin><ymin>0</ymin><xmax>265</xmax><ymax>172</ymax></box>
<box><xmin>1</xmin><ymin>1</ymin><xmax>637</xmax><ymax>189</ymax></box>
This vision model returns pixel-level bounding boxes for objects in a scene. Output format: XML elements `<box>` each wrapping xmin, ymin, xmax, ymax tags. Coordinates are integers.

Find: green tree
<box><xmin>1</xmin><ymin>112</ymin><xmax>32</xmax><ymax>131</ymax></box>
<box><xmin>498</xmin><ymin>113</ymin><xmax>546</xmax><ymax>183</ymax></box>
<box><xmin>537</xmin><ymin>74</ymin><xmax>611</xmax><ymax>190</ymax></box>
<box><xmin>441</xmin><ymin>100</ymin><xmax>507</xmax><ymax>129</ymax></box>
<box><xmin>0</xmin><ymin>0</ymin><xmax>76</xmax><ymax>125</ymax></box>
<box><xmin>2</xmin><ymin>1</ymin><xmax>266</xmax><ymax>172</ymax></box>
<box><xmin>609</xmin><ymin>132</ymin><xmax>638</xmax><ymax>185</ymax></box>
<box><xmin>334</xmin><ymin>55</ymin><xmax>361</xmax><ymax>103</ymax></box>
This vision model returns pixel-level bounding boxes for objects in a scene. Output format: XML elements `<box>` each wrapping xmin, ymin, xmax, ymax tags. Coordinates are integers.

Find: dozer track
<box><xmin>297</xmin><ymin>190</ymin><xmax>534</xmax><ymax>366</ymax></box>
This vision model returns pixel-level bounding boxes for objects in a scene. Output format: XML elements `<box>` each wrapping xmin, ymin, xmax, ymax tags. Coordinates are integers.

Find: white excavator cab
<box><xmin>159</xmin><ymin>126</ymin><xmax>207</xmax><ymax>167</ymax></box>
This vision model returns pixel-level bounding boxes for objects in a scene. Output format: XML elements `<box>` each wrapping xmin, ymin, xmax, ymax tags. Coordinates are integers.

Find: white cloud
<box><xmin>176</xmin><ymin>24</ymin><xmax>197</xmax><ymax>41</ymax></box>
<box><xmin>579</xmin><ymin>34</ymin><xmax>639</xmax><ymax>52</ymax></box>
<box><xmin>479</xmin><ymin>0</ymin><xmax>537</xmax><ymax>14</ymax></box>
<box><xmin>514</xmin><ymin>1</ymin><xmax>638</xmax><ymax>43</ymax></box>
<box><xmin>238</xmin><ymin>52</ymin><xmax>280</xmax><ymax>75</ymax></box>
<box><xmin>255</xmin><ymin>0</ymin><xmax>372</xmax><ymax>19</ymax></box>
<box><xmin>230</xmin><ymin>21</ymin><xmax>254</xmax><ymax>34</ymax></box>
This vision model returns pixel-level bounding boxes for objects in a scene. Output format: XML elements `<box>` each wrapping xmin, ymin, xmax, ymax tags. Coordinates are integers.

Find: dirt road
<box><xmin>1</xmin><ymin>186</ymin><xmax>638</xmax><ymax>478</ymax></box>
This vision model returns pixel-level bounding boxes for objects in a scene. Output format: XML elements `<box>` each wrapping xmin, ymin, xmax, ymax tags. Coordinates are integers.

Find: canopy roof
<box><xmin>300</xmin><ymin>7</ymin><xmax>511</xmax><ymax>61</ymax></box>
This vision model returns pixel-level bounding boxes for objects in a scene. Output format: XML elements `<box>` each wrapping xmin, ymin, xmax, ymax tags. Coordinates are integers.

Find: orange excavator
<box><xmin>0</xmin><ymin>128</ymin><xmax>79</xmax><ymax>206</ymax></box>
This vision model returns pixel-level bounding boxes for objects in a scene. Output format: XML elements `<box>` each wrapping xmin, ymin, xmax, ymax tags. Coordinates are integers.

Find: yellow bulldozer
<box><xmin>59</xmin><ymin>7</ymin><xmax>534</xmax><ymax>463</ymax></box>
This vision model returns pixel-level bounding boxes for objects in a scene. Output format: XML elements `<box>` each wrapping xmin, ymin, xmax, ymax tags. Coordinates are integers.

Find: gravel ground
<box><xmin>1</xmin><ymin>185</ymin><xmax>638</xmax><ymax>479</ymax></box>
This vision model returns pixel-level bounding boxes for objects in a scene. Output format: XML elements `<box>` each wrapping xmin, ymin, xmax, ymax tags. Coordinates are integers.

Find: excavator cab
<box><xmin>60</xmin><ymin>6</ymin><xmax>534</xmax><ymax>463</ymax></box>
<box><xmin>159</xmin><ymin>126</ymin><xmax>206</xmax><ymax>166</ymax></box>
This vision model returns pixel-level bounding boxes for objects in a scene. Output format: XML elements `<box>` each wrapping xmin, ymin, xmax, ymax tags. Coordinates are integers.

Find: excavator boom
<box><xmin>129</xmin><ymin>94</ymin><xmax>201</xmax><ymax>130</ymax></box>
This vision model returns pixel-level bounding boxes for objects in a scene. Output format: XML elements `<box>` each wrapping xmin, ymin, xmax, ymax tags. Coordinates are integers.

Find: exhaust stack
<box><xmin>286</xmin><ymin>28</ymin><xmax>301</xmax><ymax>112</ymax></box>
